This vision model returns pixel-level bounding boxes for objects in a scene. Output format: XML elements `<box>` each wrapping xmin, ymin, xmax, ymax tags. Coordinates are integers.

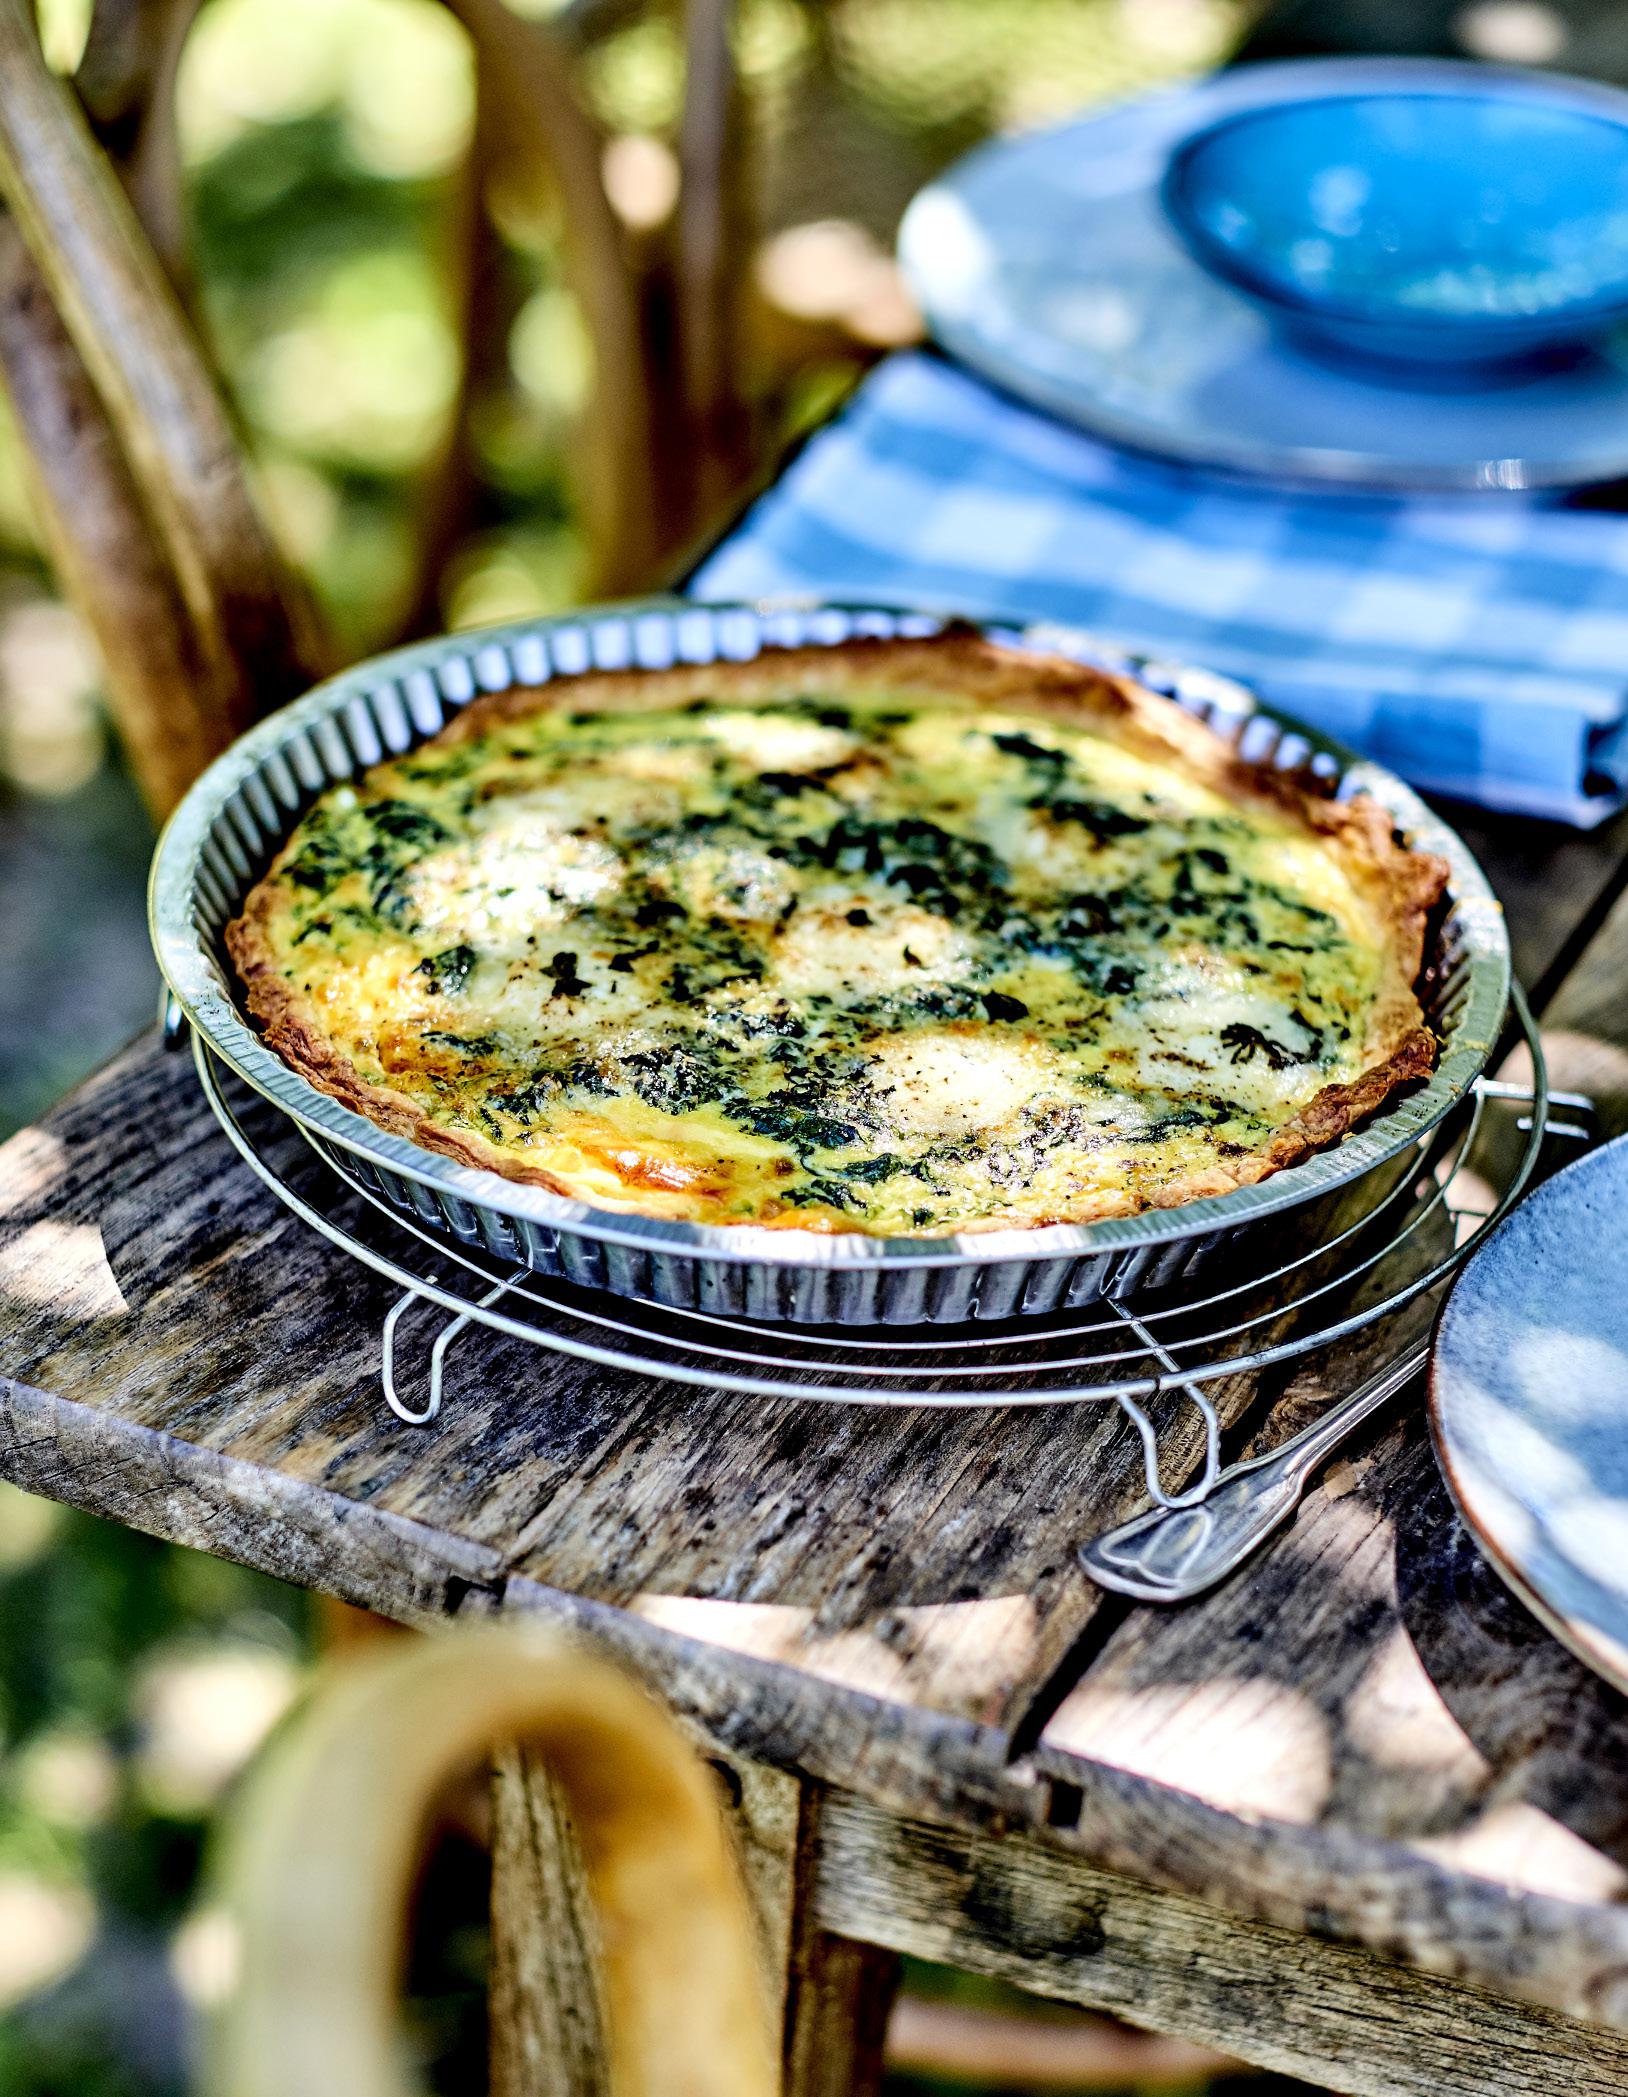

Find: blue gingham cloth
<box><xmin>692</xmin><ymin>352</ymin><xmax>1628</xmax><ymax>826</ymax></box>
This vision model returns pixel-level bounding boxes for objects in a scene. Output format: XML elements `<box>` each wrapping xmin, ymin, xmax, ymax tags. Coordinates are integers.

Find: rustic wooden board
<box><xmin>489</xmin><ymin>1744</ymin><xmax>609</xmax><ymax>2097</ymax></box>
<box><xmin>21</xmin><ymin>1288</ymin><xmax>1628</xmax><ymax>2052</ymax></box>
<box><xmin>1447</xmin><ymin>801</ymin><xmax>1628</xmax><ymax>1008</ymax></box>
<box><xmin>813</xmin><ymin>1797</ymin><xmax>1628</xmax><ymax>2097</ymax></box>
<box><xmin>0</xmin><ymin>1033</ymin><xmax>1268</xmax><ymax>1736</ymax></box>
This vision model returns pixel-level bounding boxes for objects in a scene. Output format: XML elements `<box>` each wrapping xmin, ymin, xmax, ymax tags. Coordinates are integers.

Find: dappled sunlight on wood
<box><xmin>1293</xmin><ymin>1483</ymin><xmax>1398</xmax><ymax>1600</ymax></box>
<box><xmin>1412</xmin><ymin>1800</ymin><xmax>1628</xmax><ymax>1904</ymax></box>
<box><xmin>0</xmin><ymin>1217</ymin><xmax>127</xmax><ymax>1318</ymax></box>
<box><xmin>1505</xmin><ymin>1027</ymin><xmax>1628</xmax><ymax>1135</ymax></box>
<box><xmin>1344</xmin><ymin>1625</ymin><xmax>1489</xmax><ymax>1781</ymax></box>
<box><xmin>630</xmin><ymin>1591</ymin><xmax>1038</xmax><ymax>1717</ymax></box>
<box><xmin>0</xmin><ymin>1125</ymin><xmax>66</xmax><ymax>1212</ymax></box>
<box><xmin>1044</xmin><ymin>1677</ymin><xmax>1334</xmax><ymax>1823</ymax></box>
<box><xmin>12</xmin><ymin>0</ymin><xmax>1628</xmax><ymax>2083</ymax></box>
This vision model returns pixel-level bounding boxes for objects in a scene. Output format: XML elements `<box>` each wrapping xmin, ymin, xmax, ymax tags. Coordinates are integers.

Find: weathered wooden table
<box><xmin>5</xmin><ymin>778</ymin><xmax>1628</xmax><ymax>2095</ymax></box>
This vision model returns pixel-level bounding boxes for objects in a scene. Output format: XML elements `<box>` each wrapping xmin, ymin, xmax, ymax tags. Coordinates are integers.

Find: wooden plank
<box><xmin>1041</xmin><ymin>1401</ymin><xmax>1628</xmax><ymax>1898</ymax></box>
<box><xmin>12</xmin><ymin>1278</ymin><xmax>1628</xmax><ymax>2028</ymax></box>
<box><xmin>780</xmin><ymin>1785</ymin><xmax>898</xmax><ymax>2097</ymax></box>
<box><xmin>0</xmin><ymin>1033</ymin><xmax>1259</xmax><ymax>1736</ymax></box>
<box><xmin>1446</xmin><ymin>802</ymin><xmax>1628</xmax><ymax>1009</ymax></box>
<box><xmin>0</xmin><ymin>1359</ymin><xmax>509</xmax><ymax>1625</ymax></box>
<box><xmin>782</xmin><ymin>1928</ymin><xmax>897</xmax><ymax>2097</ymax></box>
<box><xmin>488</xmin><ymin>1739</ymin><xmax>894</xmax><ymax>2097</ymax></box>
<box><xmin>814</xmin><ymin>1797</ymin><xmax>1628</xmax><ymax>2097</ymax></box>
<box><xmin>489</xmin><ymin>1745</ymin><xmax>609</xmax><ymax>2097</ymax></box>
<box><xmin>0</xmin><ymin>1347</ymin><xmax>1021</xmax><ymax>1822</ymax></box>
<box><xmin>1499</xmin><ymin>858</ymin><xmax>1628</xmax><ymax>1138</ymax></box>
<box><xmin>14</xmin><ymin>1267</ymin><xmax>1628</xmax><ymax>2033</ymax></box>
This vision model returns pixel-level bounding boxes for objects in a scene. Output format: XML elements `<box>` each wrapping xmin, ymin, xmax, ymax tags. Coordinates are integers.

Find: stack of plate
<box><xmin>899</xmin><ymin>57</ymin><xmax>1628</xmax><ymax>494</ymax></box>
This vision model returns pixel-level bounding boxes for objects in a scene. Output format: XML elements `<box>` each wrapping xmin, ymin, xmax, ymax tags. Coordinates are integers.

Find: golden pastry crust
<box><xmin>229</xmin><ymin>632</ymin><xmax>1447</xmax><ymax>1235</ymax></box>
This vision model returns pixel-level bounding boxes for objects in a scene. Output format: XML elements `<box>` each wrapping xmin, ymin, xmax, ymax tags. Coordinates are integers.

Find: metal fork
<box><xmin>1079</xmin><ymin>1080</ymin><xmax>1596</xmax><ymax>1605</ymax></box>
<box><xmin>1078</xmin><ymin>1341</ymin><xmax>1428</xmax><ymax>1603</ymax></box>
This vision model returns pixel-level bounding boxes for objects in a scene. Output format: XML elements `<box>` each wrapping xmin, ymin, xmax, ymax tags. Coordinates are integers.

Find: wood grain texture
<box><xmin>813</xmin><ymin>1797</ymin><xmax>1628</xmax><ymax>2097</ymax></box>
<box><xmin>674</xmin><ymin>0</ymin><xmax>753</xmax><ymax>530</ymax></box>
<box><xmin>782</xmin><ymin>1929</ymin><xmax>898</xmax><ymax>2097</ymax></box>
<box><xmin>9</xmin><ymin>1040</ymin><xmax>1628</xmax><ymax>2031</ymax></box>
<box><xmin>1038</xmin><ymin>1405</ymin><xmax>1628</xmax><ymax>1996</ymax></box>
<box><xmin>0</xmin><ymin>1036</ymin><xmax>1249</xmax><ymax>1742</ymax></box>
<box><xmin>1031</xmin><ymin>827</ymin><xmax>1628</xmax><ymax>2019</ymax></box>
<box><xmin>490</xmin><ymin>1744</ymin><xmax>610</xmax><ymax>2097</ymax></box>
<box><xmin>489</xmin><ymin>1726</ymin><xmax>893</xmax><ymax>2097</ymax></box>
<box><xmin>1501</xmin><ymin>865</ymin><xmax>1628</xmax><ymax>1142</ymax></box>
<box><xmin>1446</xmin><ymin>801</ymin><xmax>1628</xmax><ymax>1007</ymax></box>
<box><xmin>211</xmin><ymin>1621</ymin><xmax>778</xmax><ymax>2097</ymax></box>
<box><xmin>781</xmin><ymin>1785</ymin><xmax>899</xmax><ymax>2097</ymax></box>
<box><xmin>489</xmin><ymin>1739</ymin><xmax>804</xmax><ymax>2097</ymax></box>
<box><xmin>74</xmin><ymin>0</ymin><xmax>204</xmax><ymax>296</ymax></box>
<box><xmin>444</xmin><ymin>0</ymin><xmax>662</xmax><ymax>592</ymax></box>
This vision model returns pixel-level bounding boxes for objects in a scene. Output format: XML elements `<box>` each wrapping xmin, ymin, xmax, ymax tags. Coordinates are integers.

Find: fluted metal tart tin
<box><xmin>150</xmin><ymin>599</ymin><xmax>1510</xmax><ymax>1324</ymax></box>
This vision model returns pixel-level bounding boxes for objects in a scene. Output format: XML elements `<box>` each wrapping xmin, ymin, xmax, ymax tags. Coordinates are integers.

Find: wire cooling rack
<box><xmin>190</xmin><ymin>987</ymin><xmax>1588</xmax><ymax>1514</ymax></box>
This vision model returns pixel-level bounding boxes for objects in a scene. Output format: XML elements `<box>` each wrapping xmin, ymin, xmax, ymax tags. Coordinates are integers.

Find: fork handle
<box><xmin>1078</xmin><ymin>1342</ymin><xmax>1428</xmax><ymax>1603</ymax></box>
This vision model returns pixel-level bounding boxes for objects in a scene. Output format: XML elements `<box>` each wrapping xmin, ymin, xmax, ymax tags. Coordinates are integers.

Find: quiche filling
<box><xmin>230</xmin><ymin>642</ymin><xmax>1445</xmax><ymax>1235</ymax></box>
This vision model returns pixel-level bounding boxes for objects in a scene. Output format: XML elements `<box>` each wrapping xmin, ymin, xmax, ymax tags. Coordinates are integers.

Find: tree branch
<box><xmin>441</xmin><ymin>0</ymin><xmax>663</xmax><ymax>591</ymax></box>
<box><xmin>0</xmin><ymin>214</ymin><xmax>243</xmax><ymax>814</ymax></box>
<box><xmin>74</xmin><ymin>0</ymin><xmax>205</xmax><ymax>297</ymax></box>
<box><xmin>392</xmin><ymin>92</ymin><xmax>503</xmax><ymax>641</ymax></box>
<box><xmin>675</xmin><ymin>0</ymin><xmax>752</xmax><ymax>528</ymax></box>
<box><xmin>0</xmin><ymin>0</ymin><xmax>326</xmax><ymax>729</ymax></box>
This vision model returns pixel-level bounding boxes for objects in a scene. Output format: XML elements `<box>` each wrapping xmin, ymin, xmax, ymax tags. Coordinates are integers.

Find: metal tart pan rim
<box><xmin>149</xmin><ymin>597</ymin><xmax>1510</xmax><ymax>1302</ymax></box>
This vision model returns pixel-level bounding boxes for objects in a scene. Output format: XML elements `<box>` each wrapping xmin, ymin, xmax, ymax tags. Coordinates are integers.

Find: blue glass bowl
<box><xmin>1163</xmin><ymin>83</ymin><xmax>1628</xmax><ymax>369</ymax></box>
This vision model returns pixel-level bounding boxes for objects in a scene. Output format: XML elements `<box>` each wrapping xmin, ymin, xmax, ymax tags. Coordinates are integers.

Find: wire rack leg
<box><xmin>381</xmin><ymin>1271</ymin><xmax>529</xmax><ymax>1426</ymax></box>
<box><xmin>1105</xmin><ymin>1301</ymin><xmax>1223</xmax><ymax>1510</ymax></box>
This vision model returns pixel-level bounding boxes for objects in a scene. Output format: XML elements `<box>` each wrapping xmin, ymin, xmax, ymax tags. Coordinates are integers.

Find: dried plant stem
<box><xmin>0</xmin><ymin>0</ymin><xmax>324</xmax><ymax>749</ymax></box>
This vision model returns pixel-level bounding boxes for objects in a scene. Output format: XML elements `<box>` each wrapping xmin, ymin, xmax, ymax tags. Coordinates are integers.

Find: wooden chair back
<box><xmin>0</xmin><ymin>2</ymin><xmax>1254</xmax><ymax>822</ymax></box>
<box><xmin>0</xmin><ymin>0</ymin><xmax>755</xmax><ymax>817</ymax></box>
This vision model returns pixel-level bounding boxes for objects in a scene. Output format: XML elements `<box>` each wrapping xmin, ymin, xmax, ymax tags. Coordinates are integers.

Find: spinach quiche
<box><xmin>228</xmin><ymin>634</ymin><xmax>1447</xmax><ymax>1237</ymax></box>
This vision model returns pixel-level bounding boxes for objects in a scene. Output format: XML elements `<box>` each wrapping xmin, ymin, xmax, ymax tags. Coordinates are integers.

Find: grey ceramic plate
<box><xmin>1431</xmin><ymin>1135</ymin><xmax>1628</xmax><ymax>1691</ymax></box>
<box><xmin>898</xmin><ymin>57</ymin><xmax>1628</xmax><ymax>493</ymax></box>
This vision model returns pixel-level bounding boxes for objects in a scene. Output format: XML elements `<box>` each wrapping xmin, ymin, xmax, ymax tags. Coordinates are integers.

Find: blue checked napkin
<box><xmin>691</xmin><ymin>351</ymin><xmax>1628</xmax><ymax>826</ymax></box>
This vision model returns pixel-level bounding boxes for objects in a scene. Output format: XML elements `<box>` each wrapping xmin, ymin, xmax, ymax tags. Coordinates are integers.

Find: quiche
<box><xmin>228</xmin><ymin>633</ymin><xmax>1448</xmax><ymax>1237</ymax></box>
